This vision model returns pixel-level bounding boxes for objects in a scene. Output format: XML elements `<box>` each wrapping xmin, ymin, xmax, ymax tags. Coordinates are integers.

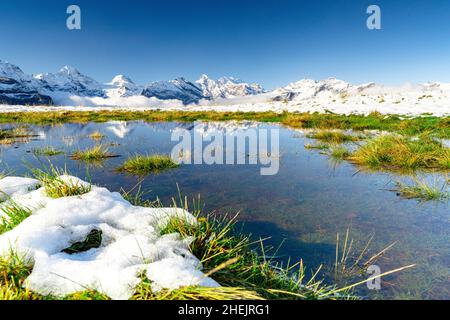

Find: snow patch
<box><xmin>0</xmin><ymin>176</ymin><xmax>219</xmax><ymax>299</ymax></box>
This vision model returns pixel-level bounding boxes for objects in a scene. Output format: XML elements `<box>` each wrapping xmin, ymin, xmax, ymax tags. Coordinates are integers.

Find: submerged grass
<box><xmin>349</xmin><ymin>134</ymin><xmax>450</xmax><ymax>171</ymax></box>
<box><xmin>71</xmin><ymin>144</ymin><xmax>117</xmax><ymax>162</ymax></box>
<box><xmin>117</xmin><ymin>154</ymin><xmax>179</xmax><ymax>175</ymax></box>
<box><xmin>0</xmin><ymin>111</ymin><xmax>448</xmax><ymax>138</ymax></box>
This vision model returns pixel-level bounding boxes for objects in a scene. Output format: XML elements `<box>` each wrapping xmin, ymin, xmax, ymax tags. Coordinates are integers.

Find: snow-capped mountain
<box><xmin>272</xmin><ymin>78</ymin><xmax>355</xmax><ymax>101</ymax></box>
<box><xmin>0</xmin><ymin>60</ymin><xmax>266</xmax><ymax>106</ymax></box>
<box><xmin>271</xmin><ymin>77</ymin><xmax>450</xmax><ymax>104</ymax></box>
<box><xmin>35</xmin><ymin>66</ymin><xmax>105</xmax><ymax>97</ymax></box>
<box><xmin>196</xmin><ymin>74</ymin><xmax>265</xmax><ymax>99</ymax></box>
<box><xmin>104</xmin><ymin>75</ymin><xmax>142</xmax><ymax>98</ymax></box>
<box><xmin>0</xmin><ymin>60</ymin><xmax>52</xmax><ymax>105</ymax></box>
<box><xmin>1</xmin><ymin>59</ymin><xmax>449</xmax><ymax>116</ymax></box>
<box><xmin>142</xmin><ymin>77</ymin><xmax>205</xmax><ymax>104</ymax></box>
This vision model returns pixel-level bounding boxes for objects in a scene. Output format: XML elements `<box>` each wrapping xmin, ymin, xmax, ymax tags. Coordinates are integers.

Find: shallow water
<box><xmin>1</xmin><ymin>120</ymin><xmax>449</xmax><ymax>300</ymax></box>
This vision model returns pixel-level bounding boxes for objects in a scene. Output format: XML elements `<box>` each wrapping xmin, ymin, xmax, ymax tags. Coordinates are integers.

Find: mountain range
<box><xmin>0</xmin><ymin>59</ymin><xmax>449</xmax><ymax>117</ymax></box>
<box><xmin>0</xmin><ymin>60</ymin><xmax>265</xmax><ymax>105</ymax></box>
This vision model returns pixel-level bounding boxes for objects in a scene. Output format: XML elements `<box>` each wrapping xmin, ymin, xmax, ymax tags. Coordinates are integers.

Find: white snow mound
<box><xmin>0</xmin><ymin>176</ymin><xmax>219</xmax><ymax>299</ymax></box>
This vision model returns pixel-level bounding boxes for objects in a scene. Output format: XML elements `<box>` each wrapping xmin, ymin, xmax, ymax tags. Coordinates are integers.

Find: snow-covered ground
<box><xmin>0</xmin><ymin>176</ymin><xmax>218</xmax><ymax>299</ymax></box>
<box><xmin>1</xmin><ymin>93</ymin><xmax>448</xmax><ymax>117</ymax></box>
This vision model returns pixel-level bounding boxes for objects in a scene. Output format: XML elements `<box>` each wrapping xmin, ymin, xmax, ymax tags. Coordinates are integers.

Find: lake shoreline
<box><xmin>0</xmin><ymin>110</ymin><xmax>448</xmax><ymax>138</ymax></box>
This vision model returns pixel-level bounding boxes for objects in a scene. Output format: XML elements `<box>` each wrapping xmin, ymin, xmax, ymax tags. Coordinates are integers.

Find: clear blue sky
<box><xmin>1</xmin><ymin>0</ymin><xmax>450</xmax><ymax>89</ymax></box>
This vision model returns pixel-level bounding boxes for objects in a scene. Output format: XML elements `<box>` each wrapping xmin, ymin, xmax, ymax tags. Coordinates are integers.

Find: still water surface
<box><xmin>1</xmin><ymin>120</ymin><xmax>448</xmax><ymax>299</ymax></box>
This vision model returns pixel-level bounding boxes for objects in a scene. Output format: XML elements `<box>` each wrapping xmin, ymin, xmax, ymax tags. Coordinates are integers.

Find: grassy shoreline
<box><xmin>0</xmin><ymin>110</ymin><xmax>448</xmax><ymax>138</ymax></box>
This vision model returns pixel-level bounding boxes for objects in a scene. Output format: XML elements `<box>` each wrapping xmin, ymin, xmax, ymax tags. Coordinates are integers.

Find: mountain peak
<box><xmin>110</xmin><ymin>75</ymin><xmax>135</xmax><ymax>86</ymax></box>
<box><xmin>196</xmin><ymin>75</ymin><xmax>265</xmax><ymax>99</ymax></box>
<box><xmin>58</xmin><ymin>65</ymin><xmax>81</xmax><ymax>75</ymax></box>
<box><xmin>0</xmin><ymin>60</ymin><xmax>26</xmax><ymax>79</ymax></box>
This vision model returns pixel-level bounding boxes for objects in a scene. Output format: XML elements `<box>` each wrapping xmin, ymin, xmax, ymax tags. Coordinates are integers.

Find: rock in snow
<box><xmin>0</xmin><ymin>175</ymin><xmax>219</xmax><ymax>299</ymax></box>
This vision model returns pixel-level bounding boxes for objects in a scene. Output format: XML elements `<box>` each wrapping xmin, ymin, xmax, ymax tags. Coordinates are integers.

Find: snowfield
<box><xmin>0</xmin><ymin>176</ymin><xmax>219</xmax><ymax>299</ymax></box>
<box><xmin>0</xmin><ymin>93</ymin><xmax>449</xmax><ymax>117</ymax></box>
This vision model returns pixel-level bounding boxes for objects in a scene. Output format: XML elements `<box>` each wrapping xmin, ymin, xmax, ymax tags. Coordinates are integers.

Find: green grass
<box><xmin>0</xmin><ymin>249</ymin><xmax>44</xmax><ymax>300</ymax></box>
<box><xmin>32</xmin><ymin>146</ymin><xmax>64</xmax><ymax>157</ymax></box>
<box><xmin>0</xmin><ymin>111</ymin><xmax>448</xmax><ymax>138</ymax></box>
<box><xmin>117</xmin><ymin>154</ymin><xmax>179</xmax><ymax>175</ymax></box>
<box><xmin>32</xmin><ymin>166</ymin><xmax>91</xmax><ymax>198</ymax></box>
<box><xmin>304</xmin><ymin>143</ymin><xmax>330</xmax><ymax>150</ymax></box>
<box><xmin>392</xmin><ymin>178</ymin><xmax>449</xmax><ymax>202</ymax></box>
<box><xmin>158</xmin><ymin>210</ymin><xmax>352</xmax><ymax>300</ymax></box>
<box><xmin>307</xmin><ymin>130</ymin><xmax>361</xmax><ymax>144</ymax></box>
<box><xmin>71</xmin><ymin>144</ymin><xmax>117</xmax><ymax>161</ymax></box>
<box><xmin>349</xmin><ymin>134</ymin><xmax>450</xmax><ymax>171</ymax></box>
<box><xmin>329</xmin><ymin>146</ymin><xmax>351</xmax><ymax>160</ymax></box>
<box><xmin>0</xmin><ymin>200</ymin><xmax>32</xmax><ymax>234</ymax></box>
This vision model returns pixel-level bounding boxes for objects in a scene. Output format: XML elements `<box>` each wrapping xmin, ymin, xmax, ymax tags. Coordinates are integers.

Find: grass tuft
<box><xmin>304</xmin><ymin>143</ymin><xmax>330</xmax><ymax>150</ymax></box>
<box><xmin>306</xmin><ymin>130</ymin><xmax>361</xmax><ymax>144</ymax></box>
<box><xmin>349</xmin><ymin>134</ymin><xmax>450</xmax><ymax>170</ymax></box>
<box><xmin>32</xmin><ymin>146</ymin><xmax>64</xmax><ymax>157</ymax></box>
<box><xmin>32</xmin><ymin>166</ymin><xmax>91</xmax><ymax>198</ymax></box>
<box><xmin>393</xmin><ymin>178</ymin><xmax>449</xmax><ymax>201</ymax></box>
<box><xmin>117</xmin><ymin>154</ymin><xmax>179</xmax><ymax>175</ymax></box>
<box><xmin>71</xmin><ymin>144</ymin><xmax>118</xmax><ymax>162</ymax></box>
<box><xmin>330</xmin><ymin>146</ymin><xmax>351</xmax><ymax>160</ymax></box>
<box><xmin>89</xmin><ymin>131</ymin><xmax>105</xmax><ymax>140</ymax></box>
<box><xmin>0</xmin><ymin>200</ymin><xmax>33</xmax><ymax>234</ymax></box>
